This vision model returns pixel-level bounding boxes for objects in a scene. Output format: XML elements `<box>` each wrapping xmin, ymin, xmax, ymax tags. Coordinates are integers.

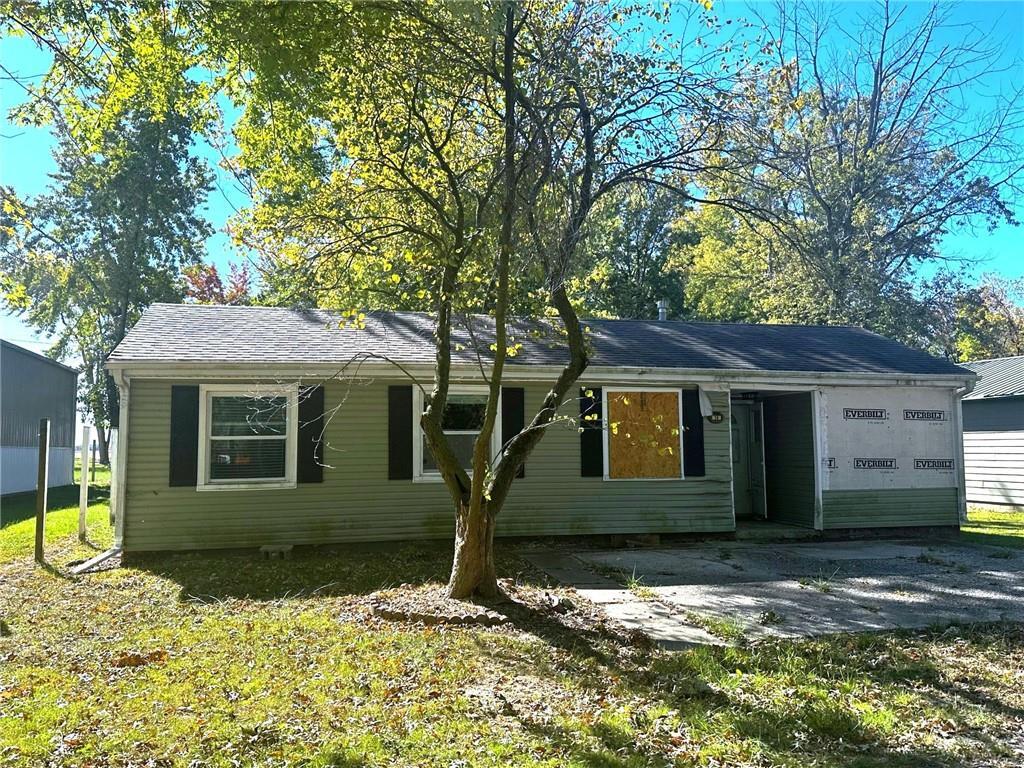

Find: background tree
<box><xmin>1</xmin><ymin>1</ymin><xmax>213</xmax><ymax>460</ymax></box>
<box><xmin>684</xmin><ymin>0</ymin><xmax>1022</xmax><ymax>340</ymax></box>
<box><xmin>569</xmin><ymin>186</ymin><xmax>692</xmax><ymax>319</ymax></box>
<box><xmin>2</xmin><ymin>111</ymin><xmax>211</xmax><ymax>461</ymax></box>
<box><xmin>952</xmin><ymin>274</ymin><xmax>1024</xmax><ymax>361</ymax></box>
<box><xmin>184</xmin><ymin>262</ymin><xmax>253</xmax><ymax>305</ymax></box>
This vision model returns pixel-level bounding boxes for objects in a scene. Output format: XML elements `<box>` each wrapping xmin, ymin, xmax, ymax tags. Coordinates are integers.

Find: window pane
<box><xmin>211</xmin><ymin>395</ymin><xmax>287</xmax><ymax>436</ymax></box>
<box><xmin>422</xmin><ymin>432</ymin><xmax>477</xmax><ymax>473</ymax></box>
<box><xmin>209</xmin><ymin>439</ymin><xmax>286</xmax><ymax>481</ymax></box>
<box><xmin>607</xmin><ymin>391</ymin><xmax>682</xmax><ymax>479</ymax></box>
<box><xmin>441</xmin><ymin>394</ymin><xmax>487</xmax><ymax>431</ymax></box>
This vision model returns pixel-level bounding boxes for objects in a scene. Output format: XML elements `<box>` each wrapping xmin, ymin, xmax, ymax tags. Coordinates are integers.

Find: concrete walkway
<box><xmin>524</xmin><ymin>538</ymin><xmax>1024</xmax><ymax>648</ymax></box>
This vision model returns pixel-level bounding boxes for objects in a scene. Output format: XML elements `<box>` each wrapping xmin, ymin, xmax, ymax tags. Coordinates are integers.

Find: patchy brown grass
<box><xmin>2</xmin><ymin>501</ymin><xmax>1023</xmax><ymax>766</ymax></box>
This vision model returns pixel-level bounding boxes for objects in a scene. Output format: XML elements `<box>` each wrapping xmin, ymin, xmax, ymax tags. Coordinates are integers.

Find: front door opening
<box><xmin>731</xmin><ymin>392</ymin><xmax>817</xmax><ymax>528</ymax></box>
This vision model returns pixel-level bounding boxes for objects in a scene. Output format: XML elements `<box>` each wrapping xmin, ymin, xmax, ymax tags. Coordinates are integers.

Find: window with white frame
<box><xmin>198</xmin><ymin>384</ymin><xmax>298</xmax><ymax>490</ymax></box>
<box><xmin>414</xmin><ymin>387</ymin><xmax>501</xmax><ymax>480</ymax></box>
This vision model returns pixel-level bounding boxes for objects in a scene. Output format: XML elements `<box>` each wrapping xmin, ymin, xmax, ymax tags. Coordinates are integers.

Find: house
<box><xmin>960</xmin><ymin>355</ymin><xmax>1024</xmax><ymax>508</ymax></box>
<box><xmin>104</xmin><ymin>303</ymin><xmax>976</xmax><ymax>552</ymax></box>
<box><xmin>1</xmin><ymin>339</ymin><xmax>78</xmax><ymax>495</ymax></box>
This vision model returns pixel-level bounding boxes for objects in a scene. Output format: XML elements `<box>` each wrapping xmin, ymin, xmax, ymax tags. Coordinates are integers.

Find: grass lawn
<box><xmin>1</xmin><ymin>496</ymin><xmax>1023</xmax><ymax>766</ymax></box>
<box><xmin>962</xmin><ymin>506</ymin><xmax>1024</xmax><ymax>550</ymax></box>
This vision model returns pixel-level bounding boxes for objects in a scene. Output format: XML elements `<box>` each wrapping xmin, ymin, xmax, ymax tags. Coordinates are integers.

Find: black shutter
<box><xmin>580</xmin><ymin>386</ymin><xmax>603</xmax><ymax>477</ymax></box>
<box><xmin>501</xmin><ymin>386</ymin><xmax>526</xmax><ymax>478</ymax></box>
<box><xmin>388</xmin><ymin>385</ymin><xmax>414</xmax><ymax>480</ymax></box>
<box><xmin>297</xmin><ymin>385</ymin><xmax>325</xmax><ymax>483</ymax></box>
<box><xmin>169</xmin><ymin>385</ymin><xmax>200</xmax><ymax>487</ymax></box>
<box><xmin>681</xmin><ymin>389</ymin><xmax>706</xmax><ymax>477</ymax></box>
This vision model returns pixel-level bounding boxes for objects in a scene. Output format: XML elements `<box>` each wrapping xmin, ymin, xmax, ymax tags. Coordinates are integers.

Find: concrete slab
<box><xmin>523</xmin><ymin>537</ymin><xmax>1024</xmax><ymax>648</ymax></box>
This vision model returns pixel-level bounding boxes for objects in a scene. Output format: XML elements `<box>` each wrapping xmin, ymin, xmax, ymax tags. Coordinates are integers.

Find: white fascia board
<box><xmin>106</xmin><ymin>359</ymin><xmax>976</xmax><ymax>390</ymax></box>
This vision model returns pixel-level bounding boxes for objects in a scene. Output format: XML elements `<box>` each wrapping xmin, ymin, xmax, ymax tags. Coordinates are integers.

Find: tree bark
<box><xmin>448</xmin><ymin>500</ymin><xmax>498</xmax><ymax>599</ymax></box>
<box><xmin>445</xmin><ymin>0</ymin><xmax>517</xmax><ymax>600</ymax></box>
<box><xmin>97</xmin><ymin>424</ymin><xmax>110</xmax><ymax>466</ymax></box>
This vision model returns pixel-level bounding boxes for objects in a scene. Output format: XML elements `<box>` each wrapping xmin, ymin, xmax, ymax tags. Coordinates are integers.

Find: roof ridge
<box><xmin>149</xmin><ymin>303</ymin><xmax>876</xmax><ymax>331</ymax></box>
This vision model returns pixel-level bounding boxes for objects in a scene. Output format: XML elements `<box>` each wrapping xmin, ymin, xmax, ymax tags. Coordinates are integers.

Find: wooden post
<box><xmin>90</xmin><ymin>439</ymin><xmax>96</xmax><ymax>482</ymax></box>
<box><xmin>79</xmin><ymin>425</ymin><xmax>90</xmax><ymax>541</ymax></box>
<box><xmin>34</xmin><ymin>418</ymin><xmax>50</xmax><ymax>564</ymax></box>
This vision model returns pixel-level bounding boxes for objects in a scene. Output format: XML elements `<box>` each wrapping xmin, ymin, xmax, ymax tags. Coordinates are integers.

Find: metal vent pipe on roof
<box><xmin>656</xmin><ymin>299</ymin><xmax>668</xmax><ymax>321</ymax></box>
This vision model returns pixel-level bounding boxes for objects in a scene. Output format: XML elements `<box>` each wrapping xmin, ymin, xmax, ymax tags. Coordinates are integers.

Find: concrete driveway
<box><xmin>523</xmin><ymin>538</ymin><xmax>1024</xmax><ymax>648</ymax></box>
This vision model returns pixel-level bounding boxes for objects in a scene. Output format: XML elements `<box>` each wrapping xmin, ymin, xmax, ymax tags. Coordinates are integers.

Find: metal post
<box><xmin>79</xmin><ymin>425</ymin><xmax>90</xmax><ymax>541</ymax></box>
<box><xmin>34</xmin><ymin>418</ymin><xmax>50</xmax><ymax>564</ymax></box>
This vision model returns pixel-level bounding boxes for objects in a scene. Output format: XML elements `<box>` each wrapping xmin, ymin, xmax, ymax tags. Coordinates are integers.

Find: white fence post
<box><xmin>79</xmin><ymin>425</ymin><xmax>90</xmax><ymax>541</ymax></box>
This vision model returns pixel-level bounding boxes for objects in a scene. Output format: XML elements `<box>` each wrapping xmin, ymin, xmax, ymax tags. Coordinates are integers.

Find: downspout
<box><xmin>111</xmin><ymin>367</ymin><xmax>130</xmax><ymax>549</ymax></box>
<box><xmin>952</xmin><ymin>380</ymin><xmax>975</xmax><ymax>525</ymax></box>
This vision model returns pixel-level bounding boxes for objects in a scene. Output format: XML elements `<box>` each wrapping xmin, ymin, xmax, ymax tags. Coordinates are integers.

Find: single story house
<box><xmin>960</xmin><ymin>355</ymin><xmax>1024</xmax><ymax>508</ymax></box>
<box><xmin>105</xmin><ymin>303</ymin><xmax>976</xmax><ymax>553</ymax></box>
<box><xmin>1</xmin><ymin>339</ymin><xmax>78</xmax><ymax>496</ymax></box>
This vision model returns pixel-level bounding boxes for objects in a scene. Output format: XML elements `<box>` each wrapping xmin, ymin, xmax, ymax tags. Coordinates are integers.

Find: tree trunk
<box><xmin>447</xmin><ymin>500</ymin><xmax>498</xmax><ymax>599</ymax></box>
<box><xmin>97</xmin><ymin>424</ymin><xmax>110</xmax><ymax>466</ymax></box>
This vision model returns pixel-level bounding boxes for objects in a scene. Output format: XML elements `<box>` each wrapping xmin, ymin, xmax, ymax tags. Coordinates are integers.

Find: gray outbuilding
<box><xmin>1</xmin><ymin>339</ymin><xmax>78</xmax><ymax>495</ymax></box>
<box><xmin>961</xmin><ymin>355</ymin><xmax>1024</xmax><ymax>508</ymax></box>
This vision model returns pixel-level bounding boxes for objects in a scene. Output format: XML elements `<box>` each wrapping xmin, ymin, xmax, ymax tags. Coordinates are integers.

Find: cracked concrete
<box><xmin>523</xmin><ymin>538</ymin><xmax>1024</xmax><ymax>648</ymax></box>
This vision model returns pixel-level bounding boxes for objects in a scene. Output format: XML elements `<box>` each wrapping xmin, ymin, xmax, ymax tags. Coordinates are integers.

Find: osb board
<box><xmin>606</xmin><ymin>391</ymin><xmax>682</xmax><ymax>479</ymax></box>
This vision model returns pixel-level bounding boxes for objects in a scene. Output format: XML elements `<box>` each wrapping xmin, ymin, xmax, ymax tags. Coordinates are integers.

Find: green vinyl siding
<box><xmin>122</xmin><ymin>379</ymin><xmax>734</xmax><ymax>551</ymax></box>
<box><xmin>763</xmin><ymin>393</ymin><xmax>816</xmax><ymax>528</ymax></box>
<box><xmin>821</xmin><ymin>488</ymin><xmax>959</xmax><ymax>529</ymax></box>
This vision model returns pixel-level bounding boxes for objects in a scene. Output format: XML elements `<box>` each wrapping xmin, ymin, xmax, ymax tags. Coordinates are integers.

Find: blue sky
<box><xmin>1</xmin><ymin>0</ymin><xmax>1022</xmax><ymax>355</ymax></box>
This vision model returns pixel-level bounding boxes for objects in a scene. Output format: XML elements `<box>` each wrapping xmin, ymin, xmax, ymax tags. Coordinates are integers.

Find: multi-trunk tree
<box><xmin>213</xmin><ymin>0</ymin><xmax>744</xmax><ymax>597</ymax></box>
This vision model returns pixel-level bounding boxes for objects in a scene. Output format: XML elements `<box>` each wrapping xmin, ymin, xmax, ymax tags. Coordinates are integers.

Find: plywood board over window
<box><xmin>606</xmin><ymin>390</ymin><xmax>683</xmax><ymax>479</ymax></box>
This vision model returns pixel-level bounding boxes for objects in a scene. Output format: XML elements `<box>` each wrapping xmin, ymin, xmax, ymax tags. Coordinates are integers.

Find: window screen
<box><xmin>208</xmin><ymin>395</ymin><xmax>289</xmax><ymax>482</ymax></box>
<box><xmin>606</xmin><ymin>390</ymin><xmax>682</xmax><ymax>479</ymax></box>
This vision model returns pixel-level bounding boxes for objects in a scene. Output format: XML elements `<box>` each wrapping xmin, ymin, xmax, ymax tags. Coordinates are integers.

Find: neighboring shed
<box><xmin>961</xmin><ymin>355</ymin><xmax>1024</xmax><ymax>508</ymax></box>
<box><xmin>104</xmin><ymin>304</ymin><xmax>975</xmax><ymax>552</ymax></box>
<box><xmin>1</xmin><ymin>339</ymin><xmax>78</xmax><ymax>495</ymax></box>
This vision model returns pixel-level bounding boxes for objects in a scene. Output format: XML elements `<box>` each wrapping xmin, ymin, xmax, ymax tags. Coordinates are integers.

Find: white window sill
<box><xmin>412</xmin><ymin>473</ymin><xmax>448</xmax><ymax>483</ymax></box>
<box><xmin>196</xmin><ymin>480</ymin><xmax>297</xmax><ymax>492</ymax></box>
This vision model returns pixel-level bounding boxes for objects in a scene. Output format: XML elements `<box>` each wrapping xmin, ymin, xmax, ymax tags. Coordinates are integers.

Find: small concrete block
<box><xmin>260</xmin><ymin>544</ymin><xmax>294</xmax><ymax>559</ymax></box>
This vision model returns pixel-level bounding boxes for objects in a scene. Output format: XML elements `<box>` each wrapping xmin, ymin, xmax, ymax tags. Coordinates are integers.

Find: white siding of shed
<box><xmin>964</xmin><ymin>430</ymin><xmax>1024</xmax><ymax>507</ymax></box>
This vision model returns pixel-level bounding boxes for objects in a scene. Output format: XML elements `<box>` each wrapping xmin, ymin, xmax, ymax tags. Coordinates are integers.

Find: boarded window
<box><xmin>606</xmin><ymin>390</ymin><xmax>682</xmax><ymax>479</ymax></box>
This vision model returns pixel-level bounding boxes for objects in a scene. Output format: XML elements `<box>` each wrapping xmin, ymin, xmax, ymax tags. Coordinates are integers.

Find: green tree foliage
<box><xmin>1</xmin><ymin>1</ymin><xmax>213</xmax><ymax>458</ymax></box>
<box><xmin>952</xmin><ymin>275</ymin><xmax>1024</xmax><ymax>361</ymax></box>
<box><xmin>679</xmin><ymin>0</ymin><xmax>1022</xmax><ymax>342</ymax></box>
<box><xmin>570</xmin><ymin>186</ymin><xmax>692</xmax><ymax>320</ymax></box>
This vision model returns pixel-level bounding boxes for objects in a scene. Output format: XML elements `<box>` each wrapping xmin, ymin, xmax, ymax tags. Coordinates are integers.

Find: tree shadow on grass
<box><xmin>117</xmin><ymin>543</ymin><xmax>1021</xmax><ymax>767</ymax></box>
<box><xmin>473</xmin><ymin>595</ymin><xmax>1021</xmax><ymax>768</ymax></box>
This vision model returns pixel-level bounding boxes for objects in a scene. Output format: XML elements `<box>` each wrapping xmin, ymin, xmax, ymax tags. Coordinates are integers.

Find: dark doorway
<box><xmin>762</xmin><ymin>392</ymin><xmax>817</xmax><ymax>528</ymax></box>
<box><xmin>732</xmin><ymin>391</ymin><xmax>817</xmax><ymax>528</ymax></box>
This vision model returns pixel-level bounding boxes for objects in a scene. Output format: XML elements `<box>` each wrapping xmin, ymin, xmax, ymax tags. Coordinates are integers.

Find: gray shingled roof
<box><xmin>961</xmin><ymin>355</ymin><xmax>1024</xmax><ymax>399</ymax></box>
<box><xmin>107</xmin><ymin>303</ymin><xmax>973</xmax><ymax>377</ymax></box>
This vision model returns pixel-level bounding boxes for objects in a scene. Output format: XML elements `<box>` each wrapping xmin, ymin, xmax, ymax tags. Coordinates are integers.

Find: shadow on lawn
<box><xmin>1</xmin><ymin>483</ymin><xmax>110</xmax><ymax>528</ymax></box>
<box><xmin>472</xmin><ymin>595</ymin><xmax>1016</xmax><ymax>767</ymax></box>
<box><xmin>499</xmin><ymin>606</ymin><xmax>1019</xmax><ymax>765</ymax></box>
<box><xmin>121</xmin><ymin>542</ymin><xmax>1021</xmax><ymax>767</ymax></box>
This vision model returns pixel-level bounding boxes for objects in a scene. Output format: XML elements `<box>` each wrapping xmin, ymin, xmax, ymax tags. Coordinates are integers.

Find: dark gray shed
<box><xmin>1</xmin><ymin>339</ymin><xmax>78</xmax><ymax>495</ymax></box>
<box><xmin>961</xmin><ymin>355</ymin><xmax>1024</xmax><ymax>507</ymax></box>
